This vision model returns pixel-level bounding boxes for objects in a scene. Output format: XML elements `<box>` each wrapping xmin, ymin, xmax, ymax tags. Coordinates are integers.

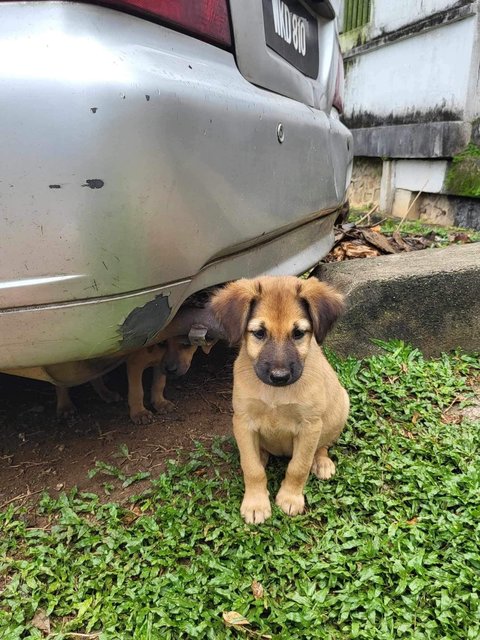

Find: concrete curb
<box><xmin>313</xmin><ymin>243</ymin><xmax>480</xmax><ymax>357</ymax></box>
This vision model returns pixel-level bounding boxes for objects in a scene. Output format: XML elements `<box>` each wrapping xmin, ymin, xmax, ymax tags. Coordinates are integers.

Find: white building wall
<box><xmin>394</xmin><ymin>160</ymin><xmax>448</xmax><ymax>192</ymax></box>
<box><xmin>371</xmin><ymin>0</ymin><xmax>461</xmax><ymax>36</ymax></box>
<box><xmin>465</xmin><ymin>8</ymin><xmax>480</xmax><ymax>120</ymax></box>
<box><xmin>344</xmin><ymin>17</ymin><xmax>476</xmax><ymax>122</ymax></box>
<box><xmin>340</xmin><ymin>0</ymin><xmax>480</xmax><ymax>227</ymax></box>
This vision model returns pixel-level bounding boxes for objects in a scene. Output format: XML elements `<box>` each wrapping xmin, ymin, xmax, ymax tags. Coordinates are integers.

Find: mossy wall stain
<box><xmin>340</xmin><ymin>25</ymin><xmax>370</xmax><ymax>52</ymax></box>
<box><xmin>445</xmin><ymin>143</ymin><xmax>480</xmax><ymax>198</ymax></box>
<box><xmin>343</xmin><ymin>106</ymin><xmax>461</xmax><ymax>130</ymax></box>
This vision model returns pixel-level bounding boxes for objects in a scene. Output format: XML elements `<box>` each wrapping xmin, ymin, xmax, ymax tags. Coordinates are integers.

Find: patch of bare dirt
<box><xmin>0</xmin><ymin>346</ymin><xmax>235</xmax><ymax>508</ymax></box>
<box><xmin>445</xmin><ymin>382</ymin><xmax>480</xmax><ymax>425</ymax></box>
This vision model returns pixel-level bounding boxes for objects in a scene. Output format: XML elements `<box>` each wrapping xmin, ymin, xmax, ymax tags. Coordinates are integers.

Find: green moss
<box><xmin>445</xmin><ymin>143</ymin><xmax>480</xmax><ymax>197</ymax></box>
<box><xmin>457</xmin><ymin>142</ymin><xmax>480</xmax><ymax>158</ymax></box>
<box><xmin>339</xmin><ymin>24</ymin><xmax>369</xmax><ymax>53</ymax></box>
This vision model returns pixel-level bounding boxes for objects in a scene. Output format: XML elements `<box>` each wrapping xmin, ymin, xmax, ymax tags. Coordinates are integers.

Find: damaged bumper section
<box><xmin>1</xmin><ymin>214</ymin><xmax>339</xmax><ymax>384</ymax></box>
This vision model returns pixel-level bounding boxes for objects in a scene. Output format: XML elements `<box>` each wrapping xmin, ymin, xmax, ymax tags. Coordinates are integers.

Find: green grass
<box><xmin>1</xmin><ymin>344</ymin><xmax>479</xmax><ymax>640</ymax></box>
<box><xmin>377</xmin><ymin>217</ymin><xmax>480</xmax><ymax>242</ymax></box>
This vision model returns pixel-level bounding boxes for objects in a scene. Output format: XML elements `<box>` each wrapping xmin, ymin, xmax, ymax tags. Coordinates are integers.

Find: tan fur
<box><xmin>127</xmin><ymin>337</ymin><xmax>215</xmax><ymax>424</ymax></box>
<box><xmin>126</xmin><ymin>343</ymin><xmax>169</xmax><ymax>425</ymax></box>
<box><xmin>211</xmin><ymin>276</ymin><xmax>349</xmax><ymax>524</ymax></box>
<box><xmin>56</xmin><ymin>337</ymin><xmax>214</xmax><ymax>424</ymax></box>
<box><xmin>55</xmin><ymin>377</ymin><xmax>121</xmax><ymax>418</ymax></box>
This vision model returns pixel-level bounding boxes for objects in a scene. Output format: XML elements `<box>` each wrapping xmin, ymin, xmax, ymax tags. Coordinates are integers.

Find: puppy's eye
<box><xmin>292</xmin><ymin>328</ymin><xmax>306</xmax><ymax>340</ymax></box>
<box><xmin>252</xmin><ymin>328</ymin><xmax>266</xmax><ymax>340</ymax></box>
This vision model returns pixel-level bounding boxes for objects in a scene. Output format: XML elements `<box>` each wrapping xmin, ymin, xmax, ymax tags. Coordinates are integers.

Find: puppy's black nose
<box><xmin>269</xmin><ymin>369</ymin><xmax>291</xmax><ymax>386</ymax></box>
<box><xmin>165</xmin><ymin>365</ymin><xmax>177</xmax><ymax>375</ymax></box>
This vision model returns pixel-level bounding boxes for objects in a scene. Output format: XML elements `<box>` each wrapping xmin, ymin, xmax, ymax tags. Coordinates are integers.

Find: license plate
<box><xmin>262</xmin><ymin>0</ymin><xmax>319</xmax><ymax>79</ymax></box>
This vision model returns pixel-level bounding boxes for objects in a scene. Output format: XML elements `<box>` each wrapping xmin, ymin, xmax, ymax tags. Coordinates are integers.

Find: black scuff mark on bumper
<box><xmin>119</xmin><ymin>293</ymin><xmax>172</xmax><ymax>350</ymax></box>
<box><xmin>82</xmin><ymin>179</ymin><xmax>105</xmax><ymax>189</ymax></box>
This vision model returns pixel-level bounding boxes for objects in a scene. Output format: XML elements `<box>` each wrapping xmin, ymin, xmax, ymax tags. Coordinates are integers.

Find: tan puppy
<box><xmin>127</xmin><ymin>337</ymin><xmax>215</xmax><ymax>424</ymax></box>
<box><xmin>211</xmin><ymin>276</ymin><xmax>349</xmax><ymax>524</ymax></box>
<box><xmin>55</xmin><ymin>338</ymin><xmax>214</xmax><ymax>424</ymax></box>
<box><xmin>55</xmin><ymin>378</ymin><xmax>121</xmax><ymax>417</ymax></box>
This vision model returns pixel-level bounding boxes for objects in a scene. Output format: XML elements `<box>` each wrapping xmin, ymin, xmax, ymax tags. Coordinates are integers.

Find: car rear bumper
<box><xmin>0</xmin><ymin>1</ymin><xmax>352</xmax><ymax>371</ymax></box>
<box><xmin>1</xmin><ymin>212</ymin><xmax>338</xmax><ymax>374</ymax></box>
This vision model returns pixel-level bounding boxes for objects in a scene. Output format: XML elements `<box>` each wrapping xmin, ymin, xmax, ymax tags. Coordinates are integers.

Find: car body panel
<box><xmin>0</xmin><ymin>212</ymin><xmax>337</xmax><ymax>373</ymax></box>
<box><xmin>0</xmin><ymin>1</ymin><xmax>352</xmax><ymax>374</ymax></box>
<box><xmin>230</xmin><ymin>0</ymin><xmax>341</xmax><ymax>109</ymax></box>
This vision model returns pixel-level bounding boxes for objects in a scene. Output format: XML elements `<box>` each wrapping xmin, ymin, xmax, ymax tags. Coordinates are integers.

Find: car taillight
<box><xmin>332</xmin><ymin>47</ymin><xmax>345</xmax><ymax>113</ymax></box>
<box><xmin>97</xmin><ymin>0</ymin><xmax>231</xmax><ymax>47</ymax></box>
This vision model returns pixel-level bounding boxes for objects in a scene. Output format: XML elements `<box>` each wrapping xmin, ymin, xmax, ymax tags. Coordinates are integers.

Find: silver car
<box><xmin>0</xmin><ymin>0</ymin><xmax>352</xmax><ymax>385</ymax></box>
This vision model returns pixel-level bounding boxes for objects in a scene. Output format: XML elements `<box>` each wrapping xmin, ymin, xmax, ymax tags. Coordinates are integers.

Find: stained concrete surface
<box><xmin>314</xmin><ymin>243</ymin><xmax>480</xmax><ymax>357</ymax></box>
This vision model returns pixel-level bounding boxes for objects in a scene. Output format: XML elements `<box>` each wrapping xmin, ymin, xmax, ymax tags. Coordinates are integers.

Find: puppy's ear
<box><xmin>210</xmin><ymin>279</ymin><xmax>260</xmax><ymax>345</ymax></box>
<box><xmin>299</xmin><ymin>278</ymin><xmax>345</xmax><ymax>344</ymax></box>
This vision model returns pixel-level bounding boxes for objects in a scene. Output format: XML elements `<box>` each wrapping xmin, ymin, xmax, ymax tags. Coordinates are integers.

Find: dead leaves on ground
<box><xmin>323</xmin><ymin>222</ymin><xmax>448</xmax><ymax>263</ymax></box>
<box><xmin>223</xmin><ymin>611</ymin><xmax>251</xmax><ymax>627</ymax></box>
<box><xmin>30</xmin><ymin>607</ymin><xmax>100</xmax><ymax>639</ymax></box>
<box><xmin>31</xmin><ymin>610</ymin><xmax>51</xmax><ymax>635</ymax></box>
<box><xmin>251</xmin><ymin>579</ymin><xmax>264</xmax><ymax>600</ymax></box>
<box><xmin>222</xmin><ymin>610</ymin><xmax>271</xmax><ymax>638</ymax></box>
<box><xmin>222</xmin><ymin>581</ymin><xmax>269</xmax><ymax>637</ymax></box>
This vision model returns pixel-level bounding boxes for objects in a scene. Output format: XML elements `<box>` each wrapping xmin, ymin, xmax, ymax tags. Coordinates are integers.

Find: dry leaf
<box><xmin>55</xmin><ymin>483</ymin><xmax>64</xmax><ymax>491</ymax></box>
<box><xmin>31</xmin><ymin>609</ymin><xmax>51</xmax><ymax>634</ymax></box>
<box><xmin>342</xmin><ymin>241</ymin><xmax>379</xmax><ymax>259</ymax></box>
<box><xmin>406</xmin><ymin>517</ymin><xmax>418</xmax><ymax>526</ymax></box>
<box><xmin>452</xmin><ymin>233</ymin><xmax>471</xmax><ymax>244</ymax></box>
<box><xmin>441</xmin><ymin>414</ymin><xmax>462</xmax><ymax>425</ymax></box>
<box><xmin>331</xmin><ymin>245</ymin><xmax>346</xmax><ymax>260</ymax></box>
<box><xmin>402</xmin><ymin>430</ymin><xmax>415</xmax><ymax>440</ymax></box>
<box><xmin>423</xmin><ymin>230</ymin><xmax>437</xmax><ymax>242</ymax></box>
<box><xmin>391</xmin><ymin>230</ymin><xmax>411</xmax><ymax>251</ymax></box>
<box><xmin>323</xmin><ymin>221</ymin><xmax>440</xmax><ymax>265</ymax></box>
<box><xmin>360</xmin><ymin>229</ymin><xmax>398</xmax><ymax>254</ymax></box>
<box><xmin>251</xmin><ymin>579</ymin><xmax>264</xmax><ymax>599</ymax></box>
<box><xmin>223</xmin><ymin>611</ymin><xmax>250</xmax><ymax>627</ymax></box>
<box><xmin>411</xmin><ymin>412</ymin><xmax>420</xmax><ymax>425</ymax></box>
<box><xmin>121</xmin><ymin>511</ymin><xmax>140</xmax><ymax>526</ymax></box>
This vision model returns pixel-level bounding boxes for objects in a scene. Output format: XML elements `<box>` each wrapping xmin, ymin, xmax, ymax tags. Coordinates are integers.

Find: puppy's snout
<box><xmin>269</xmin><ymin>368</ymin><xmax>292</xmax><ymax>386</ymax></box>
<box><xmin>164</xmin><ymin>363</ymin><xmax>178</xmax><ymax>375</ymax></box>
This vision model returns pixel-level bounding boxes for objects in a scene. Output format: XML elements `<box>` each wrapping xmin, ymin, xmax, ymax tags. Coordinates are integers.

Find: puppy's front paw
<box><xmin>152</xmin><ymin>399</ymin><xmax>175</xmax><ymax>414</ymax></box>
<box><xmin>275</xmin><ymin>489</ymin><xmax>305</xmax><ymax>516</ymax></box>
<box><xmin>130</xmin><ymin>409</ymin><xmax>156</xmax><ymax>425</ymax></box>
<box><xmin>241</xmin><ymin>493</ymin><xmax>271</xmax><ymax>524</ymax></box>
<box><xmin>57</xmin><ymin>403</ymin><xmax>77</xmax><ymax>419</ymax></box>
<box><xmin>311</xmin><ymin>456</ymin><xmax>336</xmax><ymax>480</ymax></box>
